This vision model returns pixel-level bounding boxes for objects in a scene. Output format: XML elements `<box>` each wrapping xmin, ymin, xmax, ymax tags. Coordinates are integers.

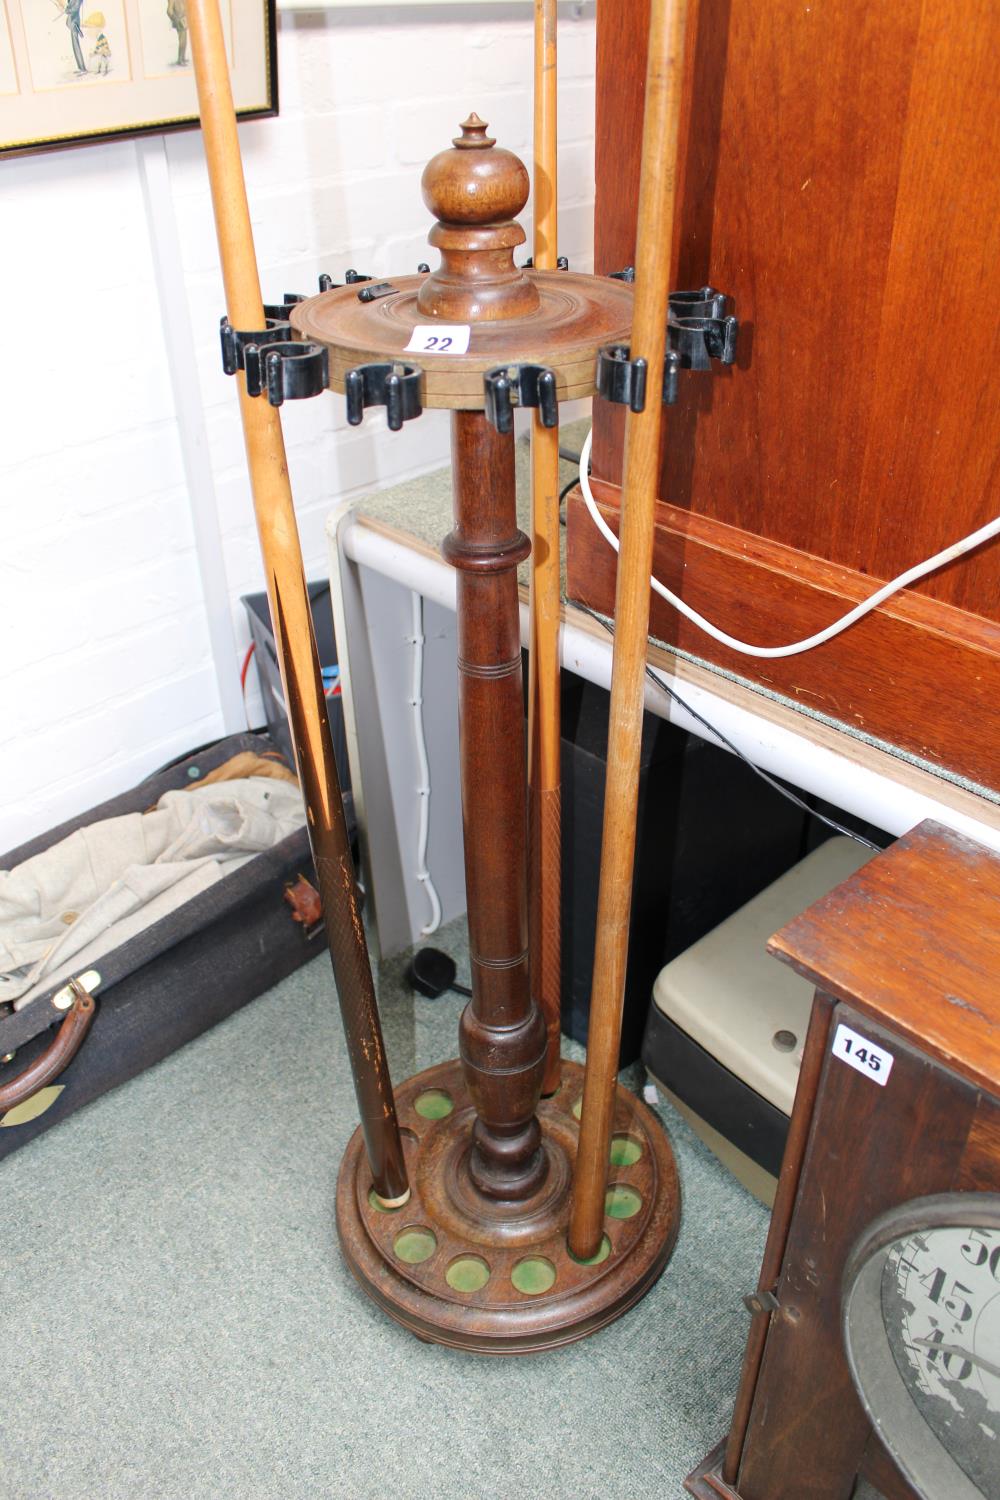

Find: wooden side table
<box><xmin>687</xmin><ymin>819</ymin><xmax>1000</xmax><ymax>1500</ymax></box>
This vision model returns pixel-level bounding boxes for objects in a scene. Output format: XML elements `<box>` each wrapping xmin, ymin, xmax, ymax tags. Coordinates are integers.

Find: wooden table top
<box><xmin>769</xmin><ymin>820</ymin><xmax>1000</xmax><ymax>1092</ymax></box>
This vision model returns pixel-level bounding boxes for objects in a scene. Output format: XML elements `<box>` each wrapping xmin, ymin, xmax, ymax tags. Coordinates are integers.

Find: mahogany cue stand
<box><xmin>293</xmin><ymin>116</ymin><xmax>681</xmax><ymax>1353</ymax></box>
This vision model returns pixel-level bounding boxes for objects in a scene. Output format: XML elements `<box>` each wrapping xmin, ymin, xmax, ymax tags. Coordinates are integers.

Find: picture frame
<box><xmin>0</xmin><ymin>0</ymin><xmax>276</xmax><ymax>158</ymax></box>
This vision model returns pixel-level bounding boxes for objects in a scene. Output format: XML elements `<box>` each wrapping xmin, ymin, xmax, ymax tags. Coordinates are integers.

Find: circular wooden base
<box><xmin>289</xmin><ymin>271</ymin><xmax>634</xmax><ymax>410</ymax></box>
<box><xmin>335</xmin><ymin>1057</ymin><xmax>680</xmax><ymax>1354</ymax></box>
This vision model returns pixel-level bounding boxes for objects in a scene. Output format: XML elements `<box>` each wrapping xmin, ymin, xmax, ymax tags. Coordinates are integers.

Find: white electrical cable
<box><xmin>578</xmin><ymin>426</ymin><xmax>1000</xmax><ymax>659</ymax></box>
<box><xmin>408</xmin><ymin>591</ymin><xmax>442</xmax><ymax>936</ymax></box>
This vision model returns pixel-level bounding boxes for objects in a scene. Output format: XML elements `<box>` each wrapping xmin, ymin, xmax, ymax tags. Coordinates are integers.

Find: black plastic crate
<box><xmin>557</xmin><ymin>674</ymin><xmax>817</xmax><ymax>1066</ymax></box>
<box><xmin>241</xmin><ymin>581</ymin><xmax>353</xmax><ymax>827</ymax></box>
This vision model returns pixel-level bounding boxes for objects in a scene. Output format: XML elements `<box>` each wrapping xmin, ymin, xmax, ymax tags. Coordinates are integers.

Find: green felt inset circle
<box><xmin>605</xmin><ymin>1184</ymin><xmax>642</xmax><ymax>1219</ymax></box>
<box><xmin>445</xmin><ymin>1256</ymin><xmax>491</xmax><ymax>1293</ymax></box>
<box><xmin>511</xmin><ymin>1257</ymin><xmax>557</xmax><ymax>1296</ymax></box>
<box><xmin>568</xmin><ymin>1233</ymin><xmax>612</xmax><ymax>1267</ymax></box>
<box><xmin>571</xmin><ymin>1097</ymin><xmax>583</xmax><ymax>1120</ymax></box>
<box><xmin>394</xmin><ymin>1228</ymin><xmax>437</xmax><ymax>1264</ymax></box>
<box><xmin>414</xmin><ymin>1089</ymin><xmax>454</xmax><ymax>1120</ymax></box>
<box><xmin>368</xmin><ymin>1188</ymin><xmax>406</xmax><ymax>1213</ymax></box>
<box><xmin>609</xmin><ymin>1133</ymin><xmax>643</xmax><ymax>1167</ymax></box>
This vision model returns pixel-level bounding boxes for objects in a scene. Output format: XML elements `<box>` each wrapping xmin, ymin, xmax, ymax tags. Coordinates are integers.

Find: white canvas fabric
<box><xmin>0</xmin><ymin>778</ymin><xmax>306</xmax><ymax>1010</ymax></box>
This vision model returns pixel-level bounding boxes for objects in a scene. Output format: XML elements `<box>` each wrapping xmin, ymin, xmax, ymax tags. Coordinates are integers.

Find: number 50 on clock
<box><xmin>832</xmin><ymin>1023</ymin><xmax>894</xmax><ymax>1087</ymax></box>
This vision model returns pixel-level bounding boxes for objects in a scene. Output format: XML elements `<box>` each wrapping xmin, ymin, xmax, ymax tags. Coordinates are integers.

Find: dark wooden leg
<box><xmin>443</xmin><ymin>410</ymin><xmax>548</xmax><ymax>1201</ymax></box>
<box><xmin>685</xmin><ymin>1440</ymin><xmax>744</xmax><ymax>1498</ymax></box>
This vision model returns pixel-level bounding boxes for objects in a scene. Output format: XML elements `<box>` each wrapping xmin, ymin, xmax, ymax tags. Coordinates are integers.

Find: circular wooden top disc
<box><xmin>289</xmin><ymin>271</ymin><xmax>634</xmax><ymax>412</ymax></box>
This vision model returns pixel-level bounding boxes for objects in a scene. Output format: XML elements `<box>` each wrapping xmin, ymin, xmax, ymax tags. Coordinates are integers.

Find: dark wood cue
<box><xmin>528</xmin><ymin>0</ymin><xmax>563</xmax><ymax>1096</ymax></box>
<box><xmin>187</xmin><ymin>0</ymin><xmax>409</xmax><ymax>1207</ymax></box>
<box><xmin>568</xmin><ymin>0</ymin><xmax>690</xmax><ymax>1259</ymax></box>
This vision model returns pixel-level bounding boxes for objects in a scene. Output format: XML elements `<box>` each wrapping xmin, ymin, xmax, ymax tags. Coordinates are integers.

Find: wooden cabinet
<box><xmin>566</xmin><ymin>0</ymin><xmax>1000</xmax><ymax>791</ymax></box>
<box><xmin>685</xmin><ymin>821</ymin><xmax>1000</xmax><ymax>1499</ymax></box>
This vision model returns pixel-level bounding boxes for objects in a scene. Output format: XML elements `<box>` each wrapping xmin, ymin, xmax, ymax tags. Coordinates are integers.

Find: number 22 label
<box><xmin>832</xmin><ymin>1022</ymin><xmax>894</xmax><ymax>1086</ymax></box>
<box><xmin>405</xmin><ymin>324</ymin><xmax>471</xmax><ymax>355</ymax></box>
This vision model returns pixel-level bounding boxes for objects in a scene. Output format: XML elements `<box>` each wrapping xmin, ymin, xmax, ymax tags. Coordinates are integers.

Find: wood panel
<box><xmin>958</xmin><ymin>1096</ymin><xmax>1000</xmax><ymax>1191</ymax></box>
<box><xmin>721</xmin><ymin>992</ymin><xmax>838</xmax><ymax>1485</ymax></box>
<box><xmin>578</xmin><ymin>0</ymin><xmax>1000</xmax><ymax>788</ymax></box>
<box><xmin>853</xmin><ymin>0</ymin><xmax>1000</xmax><ymax>606</ymax></box>
<box><xmin>859</xmin><ymin>1430</ymin><xmax>921</xmax><ymax>1500</ymax></box>
<box><xmin>566</xmin><ymin>481</ymin><xmax>1000</xmax><ymax>789</ymax></box>
<box><xmin>736</xmin><ymin>1006</ymin><xmax>978</xmax><ymax>1500</ymax></box>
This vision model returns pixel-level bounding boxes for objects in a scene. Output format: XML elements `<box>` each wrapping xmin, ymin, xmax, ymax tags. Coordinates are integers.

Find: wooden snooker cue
<box><xmin>186</xmin><ymin>0</ymin><xmax>409</xmax><ymax>1207</ymax></box>
<box><xmin>528</xmin><ymin>0</ymin><xmax>563</xmax><ymax>1095</ymax></box>
<box><xmin>568</xmin><ymin>0</ymin><xmax>689</xmax><ymax>1259</ymax></box>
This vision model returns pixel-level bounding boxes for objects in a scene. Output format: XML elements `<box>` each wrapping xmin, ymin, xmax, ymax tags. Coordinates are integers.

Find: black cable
<box><xmin>576</xmin><ymin>603</ymin><xmax>887</xmax><ymax>855</ymax></box>
<box><xmin>408</xmin><ymin>947</ymin><xmax>473</xmax><ymax>999</ymax></box>
<box><xmin>558</xmin><ymin>473</ymin><xmax>579</xmax><ymax>527</ymax></box>
<box><xmin>558</xmin><ymin>443</ymin><xmax>585</xmax><ymax>527</ymax></box>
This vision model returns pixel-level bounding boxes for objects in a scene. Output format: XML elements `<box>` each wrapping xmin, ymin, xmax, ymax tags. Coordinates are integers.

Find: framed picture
<box><xmin>0</xmin><ymin>0</ymin><xmax>276</xmax><ymax>157</ymax></box>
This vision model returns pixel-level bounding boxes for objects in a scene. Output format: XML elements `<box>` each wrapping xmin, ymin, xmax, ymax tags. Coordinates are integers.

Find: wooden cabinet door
<box><xmin>568</xmin><ymin>0</ymin><xmax>1000</xmax><ymax>790</ymax></box>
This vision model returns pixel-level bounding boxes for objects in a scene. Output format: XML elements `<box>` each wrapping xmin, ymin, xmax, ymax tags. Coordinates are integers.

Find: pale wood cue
<box><xmin>528</xmin><ymin>0</ymin><xmax>563</xmax><ymax>1095</ymax></box>
<box><xmin>568</xmin><ymin>0</ymin><xmax>688</xmax><ymax>1259</ymax></box>
<box><xmin>186</xmin><ymin>0</ymin><xmax>409</xmax><ymax>1206</ymax></box>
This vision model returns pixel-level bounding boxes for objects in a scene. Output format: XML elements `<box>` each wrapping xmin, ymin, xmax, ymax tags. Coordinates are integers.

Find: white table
<box><xmin>326</xmin><ymin>436</ymin><xmax>1000</xmax><ymax>958</ymax></box>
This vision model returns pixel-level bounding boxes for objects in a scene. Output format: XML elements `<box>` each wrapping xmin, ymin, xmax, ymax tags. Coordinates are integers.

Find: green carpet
<box><xmin>1</xmin><ymin>917</ymin><xmax>768</xmax><ymax>1500</ymax></box>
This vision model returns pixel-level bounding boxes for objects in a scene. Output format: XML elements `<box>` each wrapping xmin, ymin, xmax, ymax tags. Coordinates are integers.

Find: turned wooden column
<box><xmin>444</xmin><ymin>414</ymin><xmax>547</xmax><ymax>1200</ymax></box>
<box><xmin>425</xmin><ymin>117</ymin><xmax>547</xmax><ymax>1200</ymax></box>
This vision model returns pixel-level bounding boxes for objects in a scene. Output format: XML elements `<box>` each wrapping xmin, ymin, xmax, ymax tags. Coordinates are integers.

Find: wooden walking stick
<box><xmin>568</xmin><ymin>0</ymin><xmax>689</xmax><ymax>1260</ymax></box>
<box><xmin>187</xmin><ymin>0</ymin><xmax>409</xmax><ymax>1207</ymax></box>
<box><xmin>528</xmin><ymin>0</ymin><xmax>563</xmax><ymax>1096</ymax></box>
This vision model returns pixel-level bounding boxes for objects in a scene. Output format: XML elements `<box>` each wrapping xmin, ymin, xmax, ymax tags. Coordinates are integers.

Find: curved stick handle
<box><xmin>0</xmin><ymin>982</ymin><xmax>96</xmax><ymax>1114</ymax></box>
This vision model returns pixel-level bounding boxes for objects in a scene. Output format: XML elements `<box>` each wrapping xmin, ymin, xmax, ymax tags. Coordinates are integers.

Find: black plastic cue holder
<box><xmin>344</xmin><ymin>362</ymin><xmax>423</xmax><ymax>431</ymax></box>
<box><xmin>219</xmin><ymin>312</ymin><xmax>329</xmax><ymax>408</ymax></box>
<box><xmin>483</xmin><ymin>362</ymin><xmax>559</xmax><ymax>434</ymax></box>
<box><xmin>595</xmin><ymin>283</ymin><xmax>740</xmax><ymax>414</ymax></box>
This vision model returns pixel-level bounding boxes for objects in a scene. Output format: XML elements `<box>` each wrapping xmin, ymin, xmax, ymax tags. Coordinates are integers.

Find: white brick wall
<box><xmin>0</xmin><ymin>4</ymin><xmax>596</xmax><ymax>852</ymax></box>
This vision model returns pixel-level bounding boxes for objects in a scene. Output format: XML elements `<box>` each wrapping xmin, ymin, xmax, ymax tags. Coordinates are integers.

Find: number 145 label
<box><xmin>832</xmin><ymin>1023</ymin><xmax>894</xmax><ymax>1086</ymax></box>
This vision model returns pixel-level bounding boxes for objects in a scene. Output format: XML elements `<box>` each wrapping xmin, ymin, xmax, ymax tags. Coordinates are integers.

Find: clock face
<box><xmin>881</xmin><ymin>1224</ymin><xmax>1000</xmax><ymax>1498</ymax></box>
<box><xmin>843</xmin><ymin>1194</ymin><xmax>1000</xmax><ymax>1500</ymax></box>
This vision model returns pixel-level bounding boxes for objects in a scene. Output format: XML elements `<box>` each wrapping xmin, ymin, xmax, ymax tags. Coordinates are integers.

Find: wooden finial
<box><xmin>417</xmin><ymin>116</ymin><xmax>540</xmax><ymax>321</ymax></box>
<box><xmin>453</xmin><ymin>113</ymin><xmax>496</xmax><ymax>148</ymax></box>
